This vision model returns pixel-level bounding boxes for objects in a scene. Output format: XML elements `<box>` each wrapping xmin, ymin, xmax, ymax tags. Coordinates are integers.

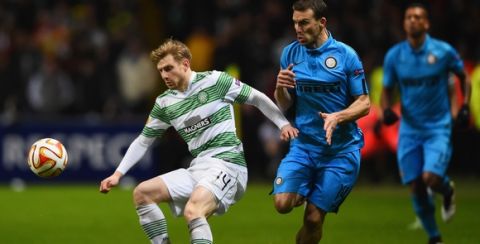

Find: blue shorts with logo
<box><xmin>272</xmin><ymin>145</ymin><xmax>360</xmax><ymax>213</ymax></box>
<box><xmin>397</xmin><ymin>131</ymin><xmax>452</xmax><ymax>184</ymax></box>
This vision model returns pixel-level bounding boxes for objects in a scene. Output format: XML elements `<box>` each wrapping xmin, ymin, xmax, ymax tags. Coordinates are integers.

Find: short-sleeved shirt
<box><xmin>383</xmin><ymin>34</ymin><xmax>464</xmax><ymax>133</ymax></box>
<box><xmin>280</xmin><ymin>33</ymin><xmax>368</xmax><ymax>155</ymax></box>
<box><xmin>142</xmin><ymin>70</ymin><xmax>252</xmax><ymax>168</ymax></box>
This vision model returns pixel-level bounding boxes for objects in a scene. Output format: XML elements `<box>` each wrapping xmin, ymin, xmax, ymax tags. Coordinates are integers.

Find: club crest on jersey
<box><xmin>427</xmin><ymin>53</ymin><xmax>437</xmax><ymax>64</ymax></box>
<box><xmin>197</xmin><ymin>91</ymin><xmax>208</xmax><ymax>104</ymax></box>
<box><xmin>275</xmin><ymin>177</ymin><xmax>283</xmax><ymax>185</ymax></box>
<box><xmin>325</xmin><ymin>57</ymin><xmax>337</xmax><ymax>69</ymax></box>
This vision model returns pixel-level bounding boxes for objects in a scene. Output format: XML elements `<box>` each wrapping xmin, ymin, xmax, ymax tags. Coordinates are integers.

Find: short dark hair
<box><xmin>292</xmin><ymin>0</ymin><xmax>328</xmax><ymax>19</ymax></box>
<box><xmin>405</xmin><ymin>2</ymin><xmax>429</xmax><ymax>19</ymax></box>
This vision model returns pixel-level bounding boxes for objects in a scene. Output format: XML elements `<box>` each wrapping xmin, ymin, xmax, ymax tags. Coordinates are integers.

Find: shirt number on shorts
<box><xmin>216</xmin><ymin>171</ymin><xmax>232</xmax><ymax>191</ymax></box>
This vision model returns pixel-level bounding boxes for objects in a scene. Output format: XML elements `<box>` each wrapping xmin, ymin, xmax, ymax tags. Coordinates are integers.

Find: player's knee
<box><xmin>133</xmin><ymin>183</ymin><xmax>152</xmax><ymax>206</ymax></box>
<box><xmin>274</xmin><ymin>197</ymin><xmax>294</xmax><ymax>214</ymax></box>
<box><xmin>422</xmin><ymin>173</ymin><xmax>440</xmax><ymax>188</ymax></box>
<box><xmin>184</xmin><ymin>203</ymin><xmax>202</xmax><ymax>222</ymax></box>
<box><xmin>183</xmin><ymin>206</ymin><xmax>194</xmax><ymax>221</ymax></box>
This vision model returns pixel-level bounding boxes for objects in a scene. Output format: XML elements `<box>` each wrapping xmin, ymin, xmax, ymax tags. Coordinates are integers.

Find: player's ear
<box><xmin>424</xmin><ymin>19</ymin><xmax>430</xmax><ymax>31</ymax></box>
<box><xmin>181</xmin><ymin>58</ymin><xmax>190</xmax><ymax>70</ymax></box>
<box><xmin>319</xmin><ymin>17</ymin><xmax>327</xmax><ymax>27</ymax></box>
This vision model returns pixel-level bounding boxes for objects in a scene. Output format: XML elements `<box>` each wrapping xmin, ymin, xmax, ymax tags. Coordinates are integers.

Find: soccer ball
<box><xmin>27</xmin><ymin>138</ymin><xmax>68</xmax><ymax>178</ymax></box>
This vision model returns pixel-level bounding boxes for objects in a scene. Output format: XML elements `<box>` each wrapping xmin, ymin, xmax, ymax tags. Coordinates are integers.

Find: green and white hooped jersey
<box><xmin>142</xmin><ymin>71</ymin><xmax>252</xmax><ymax>168</ymax></box>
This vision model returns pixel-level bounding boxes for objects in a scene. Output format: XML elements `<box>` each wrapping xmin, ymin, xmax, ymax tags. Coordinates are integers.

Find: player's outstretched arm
<box><xmin>99</xmin><ymin>135</ymin><xmax>155</xmax><ymax>193</ymax></box>
<box><xmin>245</xmin><ymin>87</ymin><xmax>298</xmax><ymax>140</ymax></box>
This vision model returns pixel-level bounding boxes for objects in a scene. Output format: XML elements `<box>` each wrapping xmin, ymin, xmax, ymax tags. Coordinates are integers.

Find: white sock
<box><xmin>188</xmin><ymin>217</ymin><xmax>212</xmax><ymax>244</ymax></box>
<box><xmin>136</xmin><ymin>204</ymin><xmax>170</xmax><ymax>244</ymax></box>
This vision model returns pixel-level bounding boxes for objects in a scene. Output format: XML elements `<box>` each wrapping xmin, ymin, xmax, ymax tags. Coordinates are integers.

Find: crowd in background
<box><xmin>0</xmin><ymin>0</ymin><xmax>479</xmax><ymax>180</ymax></box>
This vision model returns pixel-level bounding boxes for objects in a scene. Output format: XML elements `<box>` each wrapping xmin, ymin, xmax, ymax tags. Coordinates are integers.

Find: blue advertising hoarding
<box><xmin>0</xmin><ymin>121</ymin><xmax>158</xmax><ymax>183</ymax></box>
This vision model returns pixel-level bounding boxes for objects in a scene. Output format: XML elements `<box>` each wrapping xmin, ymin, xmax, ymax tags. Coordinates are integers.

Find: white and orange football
<box><xmin>27</xmin><ymin>138</ymin><xmax>68</xmax><ymax>178</ymax></box>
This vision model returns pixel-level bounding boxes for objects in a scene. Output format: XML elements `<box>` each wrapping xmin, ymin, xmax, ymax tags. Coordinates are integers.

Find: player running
<box><xmin>272</xmin><ymin>0</ymin><xmax>371</xmax><ymax>243</ymax></box>
<box><xmin>381</xmin><ymin>3</ymin><xmax>471</xmax><ymax>244</ymax></box>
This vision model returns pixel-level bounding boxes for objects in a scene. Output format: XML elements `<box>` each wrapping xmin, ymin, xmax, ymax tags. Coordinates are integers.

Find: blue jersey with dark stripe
<box><xmin>280</xmin><ymin>33</ymin><xmax>368</xmax><ymax>154</ymax></box>
<box><xmin>383</xmin><ymin>35</ymin><xmax>464</xmax><ymax>133</ymax></box>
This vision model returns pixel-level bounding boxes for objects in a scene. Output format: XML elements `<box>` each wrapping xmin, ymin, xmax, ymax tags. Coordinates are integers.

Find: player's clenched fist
<box><xmin>276</xmin><ymin>64</ymin><xmax>296</xmax><ymax>89</ymax></box>
<box><xmin>99</xmin><ymin>171</ymin><xmax>123</xmax><ymax>193</ymax></box>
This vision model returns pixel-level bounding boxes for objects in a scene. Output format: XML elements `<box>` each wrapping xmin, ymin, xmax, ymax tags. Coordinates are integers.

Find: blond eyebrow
<box><xmin>157</xmin><ymin>63</ymin><xmax>173</xmax><ymax>72</ymax></box>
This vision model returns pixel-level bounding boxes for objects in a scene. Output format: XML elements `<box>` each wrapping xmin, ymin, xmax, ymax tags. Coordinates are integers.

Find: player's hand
<box><xmin>382</xmin><ymin>108</ymin><xmax>399</xmax><ymax>126</ymax></box>
<box><xmin>280</xmin><ymin>124</ymin><xmax>299</xmax><ymax>141</ymax></box>
<box><xmin>455</xmin><ymin>104</ymin><xmax>470</xmax><ymax>128</ymax></box>
<box><xmin>319</xmin><ymin>112</ymin><xmax>338</xmax><ymax>146</ymax></box>
<box><xmin>276</xmin><ymin>64</ymin><xmax>296</xmax><ymax>89</ymax></box>
<box><xmin>99</xmin><ymin>171</ymin><xmax>123</xmax><ymax>194</ymax></box>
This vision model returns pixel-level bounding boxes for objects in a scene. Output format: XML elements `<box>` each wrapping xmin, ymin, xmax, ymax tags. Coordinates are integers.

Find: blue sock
<box><xmin>412</xmin><ymin>194</ymin><xmax>440</xmax><ymax>238</ymax></box>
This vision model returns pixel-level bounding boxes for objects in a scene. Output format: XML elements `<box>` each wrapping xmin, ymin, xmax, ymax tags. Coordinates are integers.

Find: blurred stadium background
<box><xmin>0</xmin><ymin>0</ymin><xmax>479</xmax><ymax>243</ymax></box>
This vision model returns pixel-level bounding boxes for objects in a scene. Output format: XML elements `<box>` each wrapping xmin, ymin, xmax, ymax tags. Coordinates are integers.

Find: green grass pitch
<box><xmin>1</xmin><ymin>180</ymin><xmax>479</xmax><ymax>243</ymax></box>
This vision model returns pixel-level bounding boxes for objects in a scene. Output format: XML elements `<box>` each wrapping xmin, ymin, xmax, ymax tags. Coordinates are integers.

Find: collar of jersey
<box><xmin>409</xmin><ymin>34</ymin><xmax>431</xmax><ymax>54</ymax></box>
<box><xmin>305</xmin><ymin>31</ymin><xmax>333</xmax><ymax>54</ymax></box>
<box><xmin>184</xmin><ymin>70</ymin><xmax>196</xmax><ymax>92</ymax></box>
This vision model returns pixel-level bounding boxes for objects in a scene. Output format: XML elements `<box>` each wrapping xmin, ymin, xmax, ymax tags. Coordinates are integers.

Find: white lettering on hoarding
<box><xmin>1</xmin><ymin>133</ymin><xmax>152</xmax><ymax>172</ymax></box>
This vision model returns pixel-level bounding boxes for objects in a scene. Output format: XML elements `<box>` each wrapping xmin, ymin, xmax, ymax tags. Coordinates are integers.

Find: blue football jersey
<box><xmin>383</xmin><ymin>34</ymin><xmax>464</xmax><ymax>133</ymax></box>
<box><xmin>280</xmin><ymin>33</ymin><xmax>368</xmax><ymax>154</ymax></box>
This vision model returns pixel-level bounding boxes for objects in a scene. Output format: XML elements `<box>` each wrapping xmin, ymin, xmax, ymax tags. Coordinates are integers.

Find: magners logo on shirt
<box><xmin>183</xmin><ymin>117</ymin><xmax>211</xmax><ymax>134</ymax></box>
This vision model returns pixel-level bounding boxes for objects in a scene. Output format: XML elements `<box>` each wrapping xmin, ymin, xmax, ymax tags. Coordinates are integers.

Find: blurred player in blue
<box><xmin>381</xmin><ymin>3</ymin><xmax>471</xmax><ymax>244</ymax></box>
<box><xmin>272</xmin><ymin>0</ymin><xmax>370</xmax><ymax>243</ymax></box>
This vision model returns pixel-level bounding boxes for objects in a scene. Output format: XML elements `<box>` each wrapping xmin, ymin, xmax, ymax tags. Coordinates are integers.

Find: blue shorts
<box><xmin>272</xmin><ymin>146</ymin><xmax>360</xmax><ymax>212</ymax></box>
<box><xmin>397</xmin><ymin>131</ymin><xmax>452</xmax><ymax>184</ymax></box>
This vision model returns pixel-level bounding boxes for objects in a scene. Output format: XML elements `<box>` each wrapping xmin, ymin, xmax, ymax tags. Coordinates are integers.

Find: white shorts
<box><xmin>160</xmin><ymin>157</ymin><xmax>248</xmax><ymax>217</ymax></box>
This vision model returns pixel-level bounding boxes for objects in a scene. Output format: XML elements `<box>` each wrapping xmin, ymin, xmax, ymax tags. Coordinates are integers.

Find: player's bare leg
<box><xmin>134</xmin><ymin>176</ymin><xmax>171</xmax><ymax>205</ymax></box>
<box><xmin>296</xmin><ymin>203</ymin><xmax>326</xmax><ymax>244</ymax></box>
<box><xmin>184</xmin><ymin>186</ymin><xmax>217</xmax><ymax>244</ymax></box>
<box><xmin>133</xmin><ymin>177</ymin><xmax>172</xmax><ymax>244</ymax></box>
<box><xmin>274</xmin><ymin>193</ymin><xmax>306</xmax><ymax>214</ymax></box>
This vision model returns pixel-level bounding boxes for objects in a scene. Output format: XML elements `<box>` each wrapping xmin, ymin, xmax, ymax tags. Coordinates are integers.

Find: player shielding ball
<box><xmin>99</xmin><ymin>39</ymin><xmax>298</xmax><ymax>243</ymax></box>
